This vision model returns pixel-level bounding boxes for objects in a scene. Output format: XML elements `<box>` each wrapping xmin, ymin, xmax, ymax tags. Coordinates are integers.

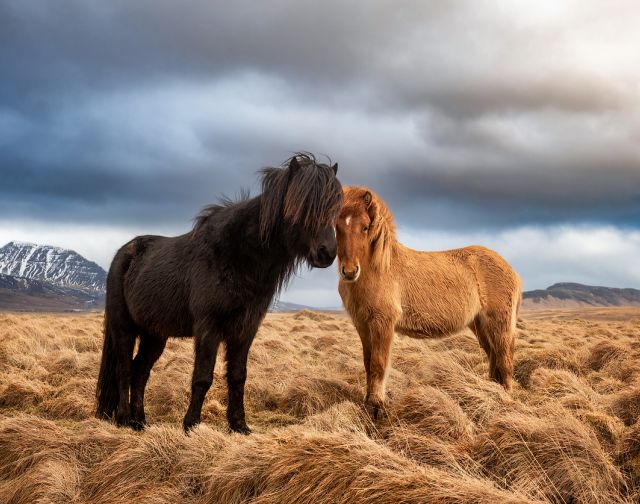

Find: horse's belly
<box><xmin>128</xmin><ymin>298</ymin><xmax>192</xmax><ymax>338</ymax></box>
<box><xmin>395</xmin><ymin>301</ymin><xmax>476</xmax><ymax>339</ymax></box>
<box><xmin>395</xmin><ymin>316</ymin><xmax>461</xmax><ymax>339</ymax></box>
<box><xmin>125</xmin><ymin>272</ymin><xmax>193</xmax><ymax>338</ymax></box>
<box><xmin>397</xmin><ymin>273</ymin><xmax>482</xmax><ymax>339</ymax></box>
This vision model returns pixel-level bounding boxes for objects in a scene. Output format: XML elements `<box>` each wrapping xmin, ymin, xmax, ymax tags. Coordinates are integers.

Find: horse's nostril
<box><xmin>341</xmin><ymin>265</ymin><xmax>359</xmax><ymax>279</ymax></box>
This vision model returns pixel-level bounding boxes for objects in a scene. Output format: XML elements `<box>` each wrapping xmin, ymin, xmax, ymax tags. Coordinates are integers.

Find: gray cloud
<box><xmin>1</xmin><ymin>0</ymin><xmax>639</xmax><ymax>232</ymax></box>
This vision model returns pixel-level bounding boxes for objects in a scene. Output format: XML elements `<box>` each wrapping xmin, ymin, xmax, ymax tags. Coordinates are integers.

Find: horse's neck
<box><xmin>227</xmin><ymin>196</ymin><xmax>297</xmax><ymax>280</ymax></box>
<box><xmin>363</xmin><ymin>231</ymin><xmax>399</xmax><ymax>274</ymax></box>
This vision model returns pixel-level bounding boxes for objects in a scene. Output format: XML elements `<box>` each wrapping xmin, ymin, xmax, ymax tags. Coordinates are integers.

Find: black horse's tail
<box><xmin>95</xmin><ymin>313</ymin><xmax>119</xmax><ymax>419</ymax></box>
<box><xmin>95</xmin><ymin>242</ymin><xmax>137</xmax><ymax>420</ymax></box>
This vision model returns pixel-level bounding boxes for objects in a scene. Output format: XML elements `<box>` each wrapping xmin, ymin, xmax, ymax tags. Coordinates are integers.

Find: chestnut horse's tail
<box><xmin>95</xmin><ymin>242</ymin><xmax>137</xmax><ymax>420</ymax></box>
<box><xmin>511</xmin><ymin>275</ymin><xmax>523</xmax><ymax>334</ymax></box>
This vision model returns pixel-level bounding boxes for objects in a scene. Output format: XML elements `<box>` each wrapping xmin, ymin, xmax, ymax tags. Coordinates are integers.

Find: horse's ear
<box><xmin>288</xmin><ymin>156</ymin><xmax>300</xmax><ymax>176</ymax></box>
<box><xmin>331</xmin><ymin>162</ymin><xmax>338</xmax><ymax>175</ymax></box>
<box><xmin>364</xmin><ymin>191</ymin><xmax>379</xmax><ymax>224</ymax></box>
<box><xmin>363</xmin><ymin>191</ymin><xmax>372</xmax><ymax>208</ymax></box>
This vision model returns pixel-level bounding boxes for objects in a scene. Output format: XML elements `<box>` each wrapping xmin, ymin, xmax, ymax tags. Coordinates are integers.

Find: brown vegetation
<box><xmin>1</xmin><ymin>307</ymin><xmax>640</xmax><ymax>502</ymax></box>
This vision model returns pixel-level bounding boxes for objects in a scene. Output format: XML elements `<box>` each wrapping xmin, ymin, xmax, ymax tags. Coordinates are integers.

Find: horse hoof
<box><xmin>115</xmin><ymin>413</ymin><xmax>130</xmax><ymax>428</ymax></box>
<box><xmin>364</xmin><ymin>399</ymin><xmax>383</xmax><ymax>420</ymax></box>
<box><xmin>130</xmin><ymin>419</ymin><xmax>146</xmax><ymax>431</ymax></box>
<box><xmin>183</xmin><ymin>418</ymin><xmax>200</xmax><ymax>433</ymax></box>
<box><xmin>230</xmin><ymin>423</ymin><xmax>252</xmax><ymax>435</ymax></box>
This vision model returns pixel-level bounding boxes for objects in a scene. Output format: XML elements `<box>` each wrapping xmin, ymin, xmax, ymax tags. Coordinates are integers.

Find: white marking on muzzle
<box><xmin>345</xmin><ymin>215</ymin><xmax>351</xmax><ymax>226</ymax></box>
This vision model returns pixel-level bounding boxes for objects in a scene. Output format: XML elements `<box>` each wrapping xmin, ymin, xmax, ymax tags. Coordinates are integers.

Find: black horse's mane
<box><xmin>191</xmin><ymin>188</ymin><xmax>250</xmax><ymax>235</ymax></box>
<box><xmin>192</xmin><ymin>153</ymin><xmax>343</xmax><ymax>245</ymax></box>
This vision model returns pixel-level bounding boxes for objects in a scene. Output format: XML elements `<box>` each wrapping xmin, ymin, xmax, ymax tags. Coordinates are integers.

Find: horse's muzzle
<box><xmin>341</xmin><ymin>265</ymin><xmax>360</xmax><ymax>282</ymax></box>
<box><xmin>310</xmin><ymin>245</ymin><xmax>336</xmax><ymax>268</ymax></box>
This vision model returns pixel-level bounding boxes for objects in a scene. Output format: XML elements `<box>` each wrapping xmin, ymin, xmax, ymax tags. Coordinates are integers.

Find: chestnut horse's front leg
<box><xmin>364</xmin><ymin>316</ymin><xmax>395</xmax><ymax>419</ymax></box>
<box><xmin>353</xmin><ymin>320</ymin><xmax>372</xmax><ymax>396</ymax></box>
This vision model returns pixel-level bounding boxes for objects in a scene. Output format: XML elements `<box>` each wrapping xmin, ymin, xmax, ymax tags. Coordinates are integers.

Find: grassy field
<box><xmin>1</xmin><ymin>307</ymin><xmax>640</xmax><ymax>503</ymax></box>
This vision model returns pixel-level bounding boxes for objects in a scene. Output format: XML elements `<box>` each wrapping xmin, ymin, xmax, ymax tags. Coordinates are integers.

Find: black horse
<box><xmin>95</xmin><ymin>154</ymin><xmax>342</xmax><ymax>433</ymax></box>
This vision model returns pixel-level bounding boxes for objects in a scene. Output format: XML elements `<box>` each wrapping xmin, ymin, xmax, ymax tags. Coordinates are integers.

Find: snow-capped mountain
<box><xmin>0</xmin><ymin>241</ymin><xmax>106</xmax><ymax>292</ymax></box>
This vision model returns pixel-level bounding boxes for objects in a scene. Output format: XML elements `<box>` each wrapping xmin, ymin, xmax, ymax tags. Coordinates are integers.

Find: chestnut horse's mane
<box><xmin>342</xmin><ymin>186</ymin><xmax>397</xmax><ymax>272</ymax></box>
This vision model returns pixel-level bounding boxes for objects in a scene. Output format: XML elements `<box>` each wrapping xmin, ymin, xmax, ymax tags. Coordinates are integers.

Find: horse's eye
<box><xmin>362</xmin><ymin>226</ymin><xmax>369</xmax><ymax>232</ymax></box>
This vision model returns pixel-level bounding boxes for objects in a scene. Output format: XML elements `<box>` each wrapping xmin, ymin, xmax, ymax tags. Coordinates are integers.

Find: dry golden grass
<box><xmin>1</xmin><ymin>307</ymin><xmax>640</xmax><ymax>503</ymax></box>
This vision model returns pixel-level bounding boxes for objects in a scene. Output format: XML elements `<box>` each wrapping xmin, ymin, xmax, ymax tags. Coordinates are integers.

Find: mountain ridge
<box><xmin>1</xmin><ymin>241</ymin><xmax>638</xmax><ymax>312</ymax></box>
<box><xmin>522</xmin><ymin>282</ymin><xmax>640</xmax><ymax>310</ymax></box>
<box><xmin>0</xmin><ymin>241</ymin><xmax>106</xmax><ymax>292</ymax></box>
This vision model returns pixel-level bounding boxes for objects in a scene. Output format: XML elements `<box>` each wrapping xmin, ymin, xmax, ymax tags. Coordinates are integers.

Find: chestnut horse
<box><xmin>336</xmin><ymin>187</ymin><xmax>522</xmax><ymax>417</ymax></box>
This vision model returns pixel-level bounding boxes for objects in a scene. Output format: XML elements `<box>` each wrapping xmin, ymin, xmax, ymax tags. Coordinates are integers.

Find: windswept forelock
<box><xmin>341</xmin><ymin>186</ymin><xmax>396</xmax><ymax>271</ymax></box>
<box><xmin>342</xmin><ymin>187</ymin><xmax>395</xmax><ymax>234</ymax></box>
<box><xmin>260</xmin><ymin>153</ymin><xmax>343</xmax><ymax>243</ymax></box>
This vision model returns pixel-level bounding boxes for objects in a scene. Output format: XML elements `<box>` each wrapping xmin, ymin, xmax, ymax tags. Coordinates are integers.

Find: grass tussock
<box><xmin>474</xmin><ymin>409</ymin><xmax>627</xmax><ymax>503</ymax></box>
<box><xmin>388</xmin><ymin>386</ymin><xmax>474</xmax><ymax>441</ymax></box>
<box><xmin>0</xmin><ymin>308</ymin><xmax>640</xmax><ymax>502</ymax></box>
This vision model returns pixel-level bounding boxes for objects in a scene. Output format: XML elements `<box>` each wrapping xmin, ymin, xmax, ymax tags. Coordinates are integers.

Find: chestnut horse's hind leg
<box><xmin>183</xmin><ymin>321</ymin><xmax>223</xmax><ymax>432</ymax></box>
<box><xmin>469</xmin><ymin>316</ymin><xmax>495</xmax><ymax>374</ymax></box>
<box><xmin>491</xmin><ymin>327</ymin><xmax>515</xmax><ymax>391</ymax></box>
<box><xmin>129</xmin><ymin>333</ymin><xmax>167</xmax><ymax>430</ymax></box>
<box><xmin>473</xmin><ymin>313</ymin><xmax>514</xmax><ymax>391</ymax></box>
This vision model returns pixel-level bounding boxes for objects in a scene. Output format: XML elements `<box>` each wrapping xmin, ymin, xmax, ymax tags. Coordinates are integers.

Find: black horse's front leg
<box><xmin>183</xmin><ymin>323</ymin><xmax>222</xmax><ymax>432</ymax></box>
<box><xmin>225</xmin><ymin>335</ymin><xmax>255</xmax><ymax>434</ymax></box>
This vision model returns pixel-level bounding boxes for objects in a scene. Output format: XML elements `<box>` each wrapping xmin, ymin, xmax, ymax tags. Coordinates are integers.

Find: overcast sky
<box><xmin>1</xmin><ymin>1</ymin><xmax>639</xmax><ymax>307</ymax></box>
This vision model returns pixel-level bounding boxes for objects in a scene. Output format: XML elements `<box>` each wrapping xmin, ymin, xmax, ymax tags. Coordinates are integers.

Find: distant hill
<box><xmin>270</xmin><ymin>300</ymin><xmax>316</xmax><ymax>312</ymax></box>
<box><xmin>0</xmin><ymin>273</ymin><xmax>104</xmax><ymax>311</ymax></box>
<box><xmin>522</xmin><ymin>283</ymin><xmax>640</xmax><ymax>310</ymax></box>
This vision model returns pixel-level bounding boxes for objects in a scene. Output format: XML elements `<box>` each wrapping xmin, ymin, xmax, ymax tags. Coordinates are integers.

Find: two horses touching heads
<box><xmin>96</xmin><ymin>154</ymin><xmax>342</xmax><ymax>433</ymax></box>
<box><xmin>96</xmin><ymin>154</ymin><xmax>521</xmax><ymax>432</ymax></box>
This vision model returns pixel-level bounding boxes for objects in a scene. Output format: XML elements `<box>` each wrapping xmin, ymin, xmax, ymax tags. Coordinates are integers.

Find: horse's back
<box><xmin>455</xmin><ymin>245</ymin><xmax>521</xmax><ymax>313</ymax></box>
<box><xmin>391</xmin><ymin>244</ymin><xmax>519</xmax><ymax>337</ymax></box>
<box><xmin>394</xmin><ymin>246</ymin><xmax>483</xmax><ymax>336</ymax></box>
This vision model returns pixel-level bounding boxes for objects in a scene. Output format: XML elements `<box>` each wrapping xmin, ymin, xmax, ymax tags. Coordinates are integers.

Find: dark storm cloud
<box><xmin>1</xmin><ymin>0</ymin><xmax>639</xmax><ymax>230</ymax></box>
<box><xmin>0</xmin><ymin>0</ymin><xmax>366</xmax><ymax>105</ymax></box>
<box><xmin>372</xmin><ymin>167</ymin><xmax>640</xmax><ymax>231</ymax></box>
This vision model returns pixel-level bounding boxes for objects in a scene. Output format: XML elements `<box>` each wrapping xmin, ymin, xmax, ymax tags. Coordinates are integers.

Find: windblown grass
<box><xmin>1</xmin><ymin>307</ymin><xmax>640</xmax><ymax>502</ymax></box>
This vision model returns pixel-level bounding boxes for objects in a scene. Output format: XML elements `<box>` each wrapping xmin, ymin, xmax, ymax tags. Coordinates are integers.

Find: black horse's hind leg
<box><xmin>183</xmin><ymin>323</ymin><xmax>223</xmax><ymax>431</ymax></box>
<box><xmin>225</xmin><ymin>335</ymin><xmax>255</xmax><ymax>434</ymax></box>
<box><xmin>130</xmin><ymin>333</ymin><xmax>167</xmax><ymax>430</ymax></box>
<box><xmin>112</xmin><ymin>323</ymin><xmax>137</xmax><ymax>427</ymax></box>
